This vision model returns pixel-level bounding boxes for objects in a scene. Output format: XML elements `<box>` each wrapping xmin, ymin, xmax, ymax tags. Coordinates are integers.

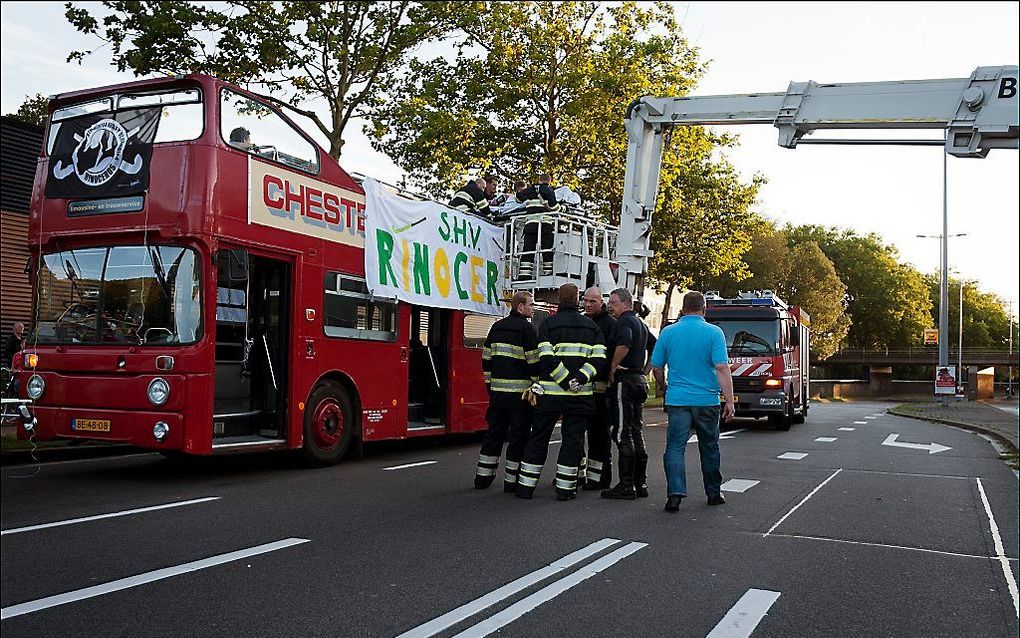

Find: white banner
<box><xmin>363</xmin><ymin>179</ymin><xmax>507</xmax><ymax>316</ymax></box>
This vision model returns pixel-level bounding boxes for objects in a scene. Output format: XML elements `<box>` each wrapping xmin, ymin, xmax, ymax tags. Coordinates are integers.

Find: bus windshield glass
<box><xmin>33</xmin><ymin>245</ymin><xmax>202</xmax><ymax>345</ymax></box>
<box><xmin>709</xmin><ymin>320</ymin><xmax>778</xmax><ymax>355</ymax></box>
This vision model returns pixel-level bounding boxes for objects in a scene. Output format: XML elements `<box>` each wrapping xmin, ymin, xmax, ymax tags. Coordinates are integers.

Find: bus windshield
<box><xmin>33</xmin><ymin>245</ymin><xmax>202</xmax><ymax>345</ymax></box>
<box><xmin>708</xmin><ymin>319</ymin><xmax>778</xmax><ymax>355</ymax></box>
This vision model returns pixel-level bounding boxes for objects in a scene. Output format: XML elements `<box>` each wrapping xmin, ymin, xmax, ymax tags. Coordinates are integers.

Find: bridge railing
<box><xmin>815</xmin><ymin>347</ymin><xmax>1019</xmax><ymax>364</ymax></box>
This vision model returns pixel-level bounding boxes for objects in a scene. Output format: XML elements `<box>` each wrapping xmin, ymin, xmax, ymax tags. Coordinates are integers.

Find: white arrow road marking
<box><xmin>0</xmin><ymin>538</ymin><xmax>309</xmax><ymax>620</ymax></box>
<box><xmin>881</xmin><ymin>434</ymin><xmax>952</xmax><ymax>455</ymax></box>
<box><xmin>721</xmin><ymin>479</ymin><xmax>760</xmax><ymax>493</ymax></box>
<box><xmin>688</xmin><ymin>429</ymin><xmax>746</xmax><ymax>444</ymax></box>
<box><xmin>1</xmin><ymin>497</ymin><xmax>220</xmax><ymax>536</ymax></box>
<box><xmin>777</xmin><ymin>452</ymin><xmax>808</xmax><ymax>460</ymax></box>
<box><xmin>707</xmin><ymin>588</ymin><xmax>781</xmax><ymax>638</ymax></box>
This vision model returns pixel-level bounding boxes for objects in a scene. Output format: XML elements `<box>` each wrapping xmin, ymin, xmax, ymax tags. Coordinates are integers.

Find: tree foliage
<box><xmin>65</xmin><ymin>1</ymin><xmax>466</xmax><ymax>158</ymax></box>
<box><xmin>6</xmin><ymin>94</ymin><xmax>49</xmax><ymax>127</ymax></box>
<box><xmin>924</xmin><ymin>274</ymin><xmax>1013</xmax><ymax>350</ymax></box>
<box><xmin>787</xmin><ymin>226</ymin><xmax>932</xmax><ymax>349</ymax></box>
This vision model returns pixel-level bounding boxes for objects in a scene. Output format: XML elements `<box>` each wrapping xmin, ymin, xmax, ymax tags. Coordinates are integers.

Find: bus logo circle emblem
<box><xmin>52</xmin><ymin>118</ymin><xmax>145</xmax><ymax>187</ymax></box>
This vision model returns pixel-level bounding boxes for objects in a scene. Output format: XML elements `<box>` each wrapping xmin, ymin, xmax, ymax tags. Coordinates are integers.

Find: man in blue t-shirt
<box><xmin>650</xmin><ymin>291</ymin><xmax>735</xmax><ymax>513</ymax></box>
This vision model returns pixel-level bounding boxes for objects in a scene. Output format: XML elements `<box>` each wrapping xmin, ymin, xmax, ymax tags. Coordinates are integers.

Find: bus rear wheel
<box><xmin>302</xmin><ymin>381</ymin><xmax>354</xmax><ymax>466</ymax></box>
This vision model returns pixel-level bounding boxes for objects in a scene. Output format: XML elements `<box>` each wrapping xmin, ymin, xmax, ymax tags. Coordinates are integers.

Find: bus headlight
<box><xmin>26</xmin><ymin>375</ymin><xmax>45</xmax><ymax>399</ymax></box>
<box><xmin>153</xmin><ymin>421</ymin><xmax>170</xmax><ymax>441</ymax></box>
<box><xmin>147</xmin><ymin>378</ymin><xmax>170</xmax><ymax>406</ymax></box>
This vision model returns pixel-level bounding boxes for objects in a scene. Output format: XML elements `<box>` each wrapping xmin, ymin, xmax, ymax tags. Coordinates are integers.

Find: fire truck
<box><xmin>705</xmin><ymin>291</ymin><xmax>810</xmax><ymax>430</ymax></box>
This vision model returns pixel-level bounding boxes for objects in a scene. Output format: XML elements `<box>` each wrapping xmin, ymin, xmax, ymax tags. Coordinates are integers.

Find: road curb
<box><xmin>1</xmin><ymin>443</ymin><xmax>144</xmax><ymax>466</ymax></box>
<box><xmin>887</xmin><ymin>407</ymin><xmax>1018</xmax><ymax>455</ymax></box>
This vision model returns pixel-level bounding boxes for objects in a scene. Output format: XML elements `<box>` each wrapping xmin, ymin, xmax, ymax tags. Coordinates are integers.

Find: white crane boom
<box><xmin>618</xmin><ymin>65</ymin><xmax>1019</xmax><ymax>296</ymax></box>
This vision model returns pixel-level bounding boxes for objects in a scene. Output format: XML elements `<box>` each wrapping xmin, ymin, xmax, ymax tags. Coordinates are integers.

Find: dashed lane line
<box><xmin>838</xmin><ymin>427</ymin><xmax>855</xmax><ymax>432</ymax></box>
<box><xmin>721</xmin><ymin>479</ymin><xmax>760</xmax><ymax>493</ymax></box>
<box><xmin>450</xmin><ymin>541</ymin><xmax>648</xmax><ymax>638</ymax></box>
<box><xmin>814</xmin><ymin>437</ymin><xmax>837</xmax><ymax>443</ymax></box>
<box><xmin>396</xmin><ymin>538</ymin><xmax>622</xmax><ymax>638</ymax></box>
<box><xmin>0</xmin><ymin>538</ymin><xmax>309</xmax><ymax>620</ymax></box>
<box><xmin>1</xmin><ymin>497</ymin><xmax>220</xmax><ymax>536</ymax></box>
<box><xmin>777</xmin><ymin>452</ymin><xmax>808</xmax><ymax>460</ymax></box>
<box><xmin>383</xmin><ymin>461</ymin><xmax>438</xmax><ymax>471</ymax></box>
<box><xmin>706</xmin><ymin>588</ymin><xmax>781</xmax><ymax>638</ymax></box>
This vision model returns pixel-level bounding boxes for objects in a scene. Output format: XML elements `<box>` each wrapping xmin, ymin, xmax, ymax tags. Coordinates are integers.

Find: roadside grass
<box><xmin>1</xmin><ymin>433</ymin><xmax>69</xmax><ymax>452</ymax></box>
<box><xmin>1000</xmin><ymin>451</ymin><xmax>1019</xmax><ymax>471</ymax></box>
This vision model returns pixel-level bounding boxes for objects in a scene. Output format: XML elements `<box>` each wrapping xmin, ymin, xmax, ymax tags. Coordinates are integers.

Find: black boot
<box><xmin>601</xmin><ymin>483</ymin><xmax>637</xmax><ymax>499</ymax></box>
<box><xmin>634</xmin><ymin>455</ymin><xmax>649</xmax><ymax>497</ymax></box>
<box><xmin>664</xmin><ymin>495</ymin><xmax>683</xmax><ymax>512</ymax></box>
<box><xmin>474</xmin><ymin>475</ymin><xmax>495</xmax><ymax>489</ymax></box>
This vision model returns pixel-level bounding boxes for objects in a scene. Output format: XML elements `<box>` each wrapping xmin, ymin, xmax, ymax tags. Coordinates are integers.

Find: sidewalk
<box><xmin>889</xmin><ymin>399</ymin><xmax>1019</xmax><ymax>454</ymax></box>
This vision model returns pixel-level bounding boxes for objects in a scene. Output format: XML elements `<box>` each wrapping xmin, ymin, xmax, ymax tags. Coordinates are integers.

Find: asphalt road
<box><xmin>1</xmin><ymin>402</ymin><xmax>1017</xmax><ymax>637</ymax></box>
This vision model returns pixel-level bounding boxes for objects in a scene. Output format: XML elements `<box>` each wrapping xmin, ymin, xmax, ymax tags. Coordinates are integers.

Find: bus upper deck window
<box><xmin>220</xmin><ymin>88</ymin><xmax>319</xmax><ymax>174</ymax></box>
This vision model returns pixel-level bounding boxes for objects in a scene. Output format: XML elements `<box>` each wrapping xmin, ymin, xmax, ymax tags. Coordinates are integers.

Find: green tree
<box><xmin>788</xmin><ymin>226</ymin><xmax>932</xmax><ymax>348</ymax></box>
<box><xmin>371</xmin><ymin>0</ymin><xmax>705</xmax><ymax>208</ymax></box>
<box><xmin>65</xmin><ymin>1</ymin><xmax>466</xmax><ymax>158</ymax></box>
<box><xmin>6</xmin><ymin>94</ymin><xmax>49</xmax><ymax>127</ymax></box>
<box><xmin>925</xmin><ymin>274</ymin><xmax>1013</xmax><ymax>350</ymax></box>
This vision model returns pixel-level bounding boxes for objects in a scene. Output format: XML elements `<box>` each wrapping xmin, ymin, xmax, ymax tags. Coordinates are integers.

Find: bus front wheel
<box><xmin>302</xmin><ymin>381</ymin><xmax>354</xmax><ymax>466</ymax></box>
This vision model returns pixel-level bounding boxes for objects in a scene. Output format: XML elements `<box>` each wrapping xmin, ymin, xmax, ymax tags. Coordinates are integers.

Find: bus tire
<box><xmin>302</xmin><ymin>380</ymin><xmax>354</xmax><ymax>466</ymax></box>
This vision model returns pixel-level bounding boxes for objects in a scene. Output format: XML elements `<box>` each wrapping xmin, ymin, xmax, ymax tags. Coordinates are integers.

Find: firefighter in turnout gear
<box><xmin>602</xmin><ymin>287</ymin><xmax>651</xmax><ymax>500</ymax></box>
<box><xmin>475</xmin><ymin>291</ymin><xmax>541</xmax><ymax>491</ymax></box>
<box><xmin>581</xmin><ymin>286</ymin><xmax>617</xmax><ymax>490</ymax></box>
<box><xmin>516</xmin><ymin>174</ymin><xmax>559</xmax><ymax>277</ymax></box>
<box><xmin>449</xmin><ymin>176</ymin><xmax>494</xmax><ymax>219</ymax></box>
<box><xmin>516</xmin><ymin>284</ymin><xmax>606</xmax><ymax>501</ymax></box>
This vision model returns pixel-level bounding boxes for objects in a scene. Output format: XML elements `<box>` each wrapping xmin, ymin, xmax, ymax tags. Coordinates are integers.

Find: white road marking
<box><xmin>690</xmin><ymin>428</ymin><xmax>747</xmax><ymax>444</ymax></box>
<box><xmin>853</xmin><ymin>421</ymin><xmax>868</xmax><ymax>424</ymax></box>
<box><xmin>814</xmin><ymin>437</ymin><xmax>837</xmax><ymax>443</ymax></box>
<box><xmin>841</xmin><ymin>468</ymin><xmax>971</xmax><ymax>480</ymax></box>
<box><xmin>706</xmin><ymin>588</ymin><xmax>781</xmax><ymax>638</ymax></box>
<box><xmin>865</xmin><ymin>416</ymin><xmax>878</xmax><ymax>420</ymax></box>
<box><xmin>383</xmin><ymin>461</ymin><xmax>438</xmax><ymax>471</ymax></box>
<box><xmin>766</xmin><ymin>532</ymin><xmax>1017</xmax><ymax>561</ymax></box>
<box><xmin>548</xmin><ymin>440</ymin><xmax>561</xmax><ymax>445</ymax></box>
<box><xmin>777</xmin><ymin>452</ymin><xmax>808</xmax><ymax>460</ymax></box>
<box><xmin>881</xmin><ymin>433</ymin><xmax>952</xmax><ymax>455</ymax></box>
<box><xmin>0</xmin><ymin>538</ymin><xmax>308</xmax><ymax>620</ymax></box>
<box><xmin>721</xmin><ymin>479</ymin><xmax>760</xmax><ymax>493</ymax></box>
<box><xmin>0</xmin><ymin>497</ymin><xmax>220</xmax><ymax>536</ymax></box>
<box><xmin>764</xmin><ymin>468</ymin><xmax>842</xmax><ymax>537</ymax></box>
<box><xmin>397</xmin><ymin>538</ymin><xmax>622</xmax><ymax>638</ymax></box>
<box><xmin>451</xmin><ymin>541</ymin><xmax>648</xmax><ymax>638</ymax></box>
<box><xmin>838</xmin><ymin>427</ymin><xmax>856</xmax><ymax>432</ymax></box>
<box><xmin>976</xmin><ymin>477</ymin><xmax>1020</xmax><ymax>617</ymax></box>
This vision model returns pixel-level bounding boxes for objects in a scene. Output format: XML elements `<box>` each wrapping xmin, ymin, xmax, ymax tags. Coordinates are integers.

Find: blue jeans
<box><xmin>663</xmin><ymin>405</ymin><xmax>722</xmax><ymax>497</ymax></box>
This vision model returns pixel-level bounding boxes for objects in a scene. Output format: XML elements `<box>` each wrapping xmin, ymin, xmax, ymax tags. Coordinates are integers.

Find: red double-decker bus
<box><xmin>18</xmin><ymin>73</ymin><xmax>492</xmax><ymax>463</ymax></box>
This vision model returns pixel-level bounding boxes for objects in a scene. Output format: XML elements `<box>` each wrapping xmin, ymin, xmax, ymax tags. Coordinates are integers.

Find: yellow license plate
<box><xmin>720</xmin><ymin>395</ymin><xmax>739</xmax><ymax>403</ymax></box>
<box><xmin>73</xmin><ymin>418</ymin><xmax>111</xmax><ymax>432</ymax></box>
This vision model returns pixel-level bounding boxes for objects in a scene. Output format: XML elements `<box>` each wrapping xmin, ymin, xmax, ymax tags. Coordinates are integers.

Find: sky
<box><xmin>2</xmin><ymin>1</ymin><xmax>1018</xmax><ymax>308</ymax></box>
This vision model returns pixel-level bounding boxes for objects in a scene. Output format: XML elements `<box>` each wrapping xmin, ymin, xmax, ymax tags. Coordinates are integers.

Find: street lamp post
<box><xmin>1009</xmin><ymin>301</ymin><xmax>1015</xmax><ymax>398</ymax></box>
<box><xmin>958</xmin><ymin>279</ymin><xmax>964</xmax><ymax>398</ymax></box>
<box><xmin>917</xmin><ymin>231</ymin><xmax>967</xmax><ymax>404</ymax></box>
